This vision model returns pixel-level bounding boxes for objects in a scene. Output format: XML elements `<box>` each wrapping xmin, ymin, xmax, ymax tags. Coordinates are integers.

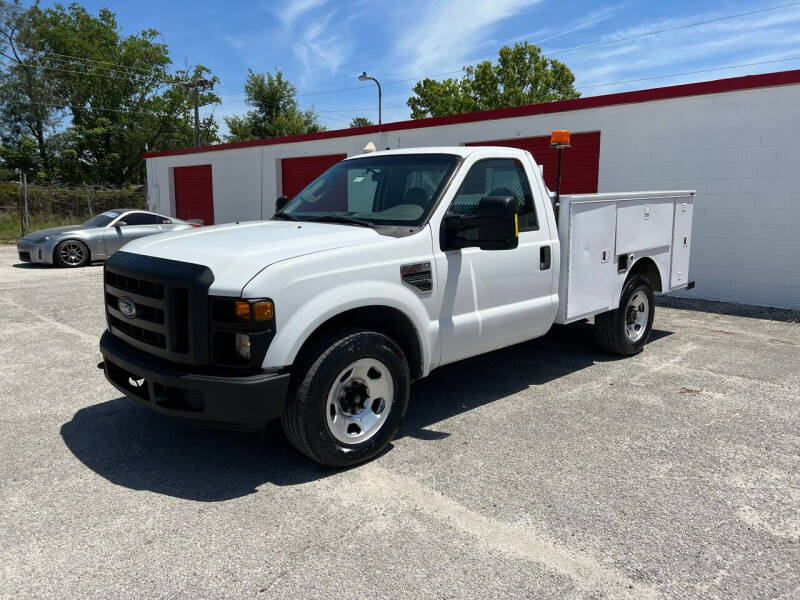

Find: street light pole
<box><xmin>358</xmin><ymin>71</ymin><xmax>382</xmax><ymax>126</ymax></box>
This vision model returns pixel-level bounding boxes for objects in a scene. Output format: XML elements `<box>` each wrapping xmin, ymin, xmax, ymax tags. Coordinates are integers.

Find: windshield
<box><xmin>280</xmin><ymin>154</ymin><xmax>459</xmax><ymax>226</ymax></box>
<box><xmin>83</xmin><ymin>211</ymin><xmax>118</xmax><ymax>227</ymax></box>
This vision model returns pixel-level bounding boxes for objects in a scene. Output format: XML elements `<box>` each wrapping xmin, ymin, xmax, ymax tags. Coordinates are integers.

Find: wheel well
<box><xmin>628</xmin><ymin>257</ymin><xmax>662</xmax><ymax>291</ymax></box>
<box><xmin>53</xmin><ymin>239</ymin><xmax>91</xmax><ymax>263</ymax></box>
<box><xmin>295</xmin><ymin>306</ymin><xmax>424</xmax><ymax>380</ymax></box>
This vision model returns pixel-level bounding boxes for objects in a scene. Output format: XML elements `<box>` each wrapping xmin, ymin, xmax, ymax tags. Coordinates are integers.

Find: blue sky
<box><xmin>39</xmin><ymin>0</ymin><xmax>800</xmax><ymax>133</ymax></box>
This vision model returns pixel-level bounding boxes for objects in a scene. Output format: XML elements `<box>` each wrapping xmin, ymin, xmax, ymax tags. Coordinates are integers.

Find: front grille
<box><xmin>18</xmin><ymin>251</ymin><xmax>31</xmax><ymax>262</ymax></box>
<box><xmin>104</xmin><ymin>251</ymin><xmax>213</xmax><ymax>365</ymax></box>
<box><xmin>105</xmin><ymin>270</ymin><xmax>164</xmax><ymax>299</ymax></box>
<box><xmin>109</xmin><ymin>315</ymin><xmax>167</xmax><ymax>348</ymax></box>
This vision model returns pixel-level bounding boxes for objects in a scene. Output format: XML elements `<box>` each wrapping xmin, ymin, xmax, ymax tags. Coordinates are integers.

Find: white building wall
<box><xmin>146</xmin><ymin>83</ymin><xmax>800</xmax><ymax>308</ymax></box>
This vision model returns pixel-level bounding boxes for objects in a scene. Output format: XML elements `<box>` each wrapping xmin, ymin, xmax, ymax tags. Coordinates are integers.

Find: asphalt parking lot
<box><xmin>1</xmin><ymin>244</ymin><xmax>798</xmax><ymax>599</ymax></box>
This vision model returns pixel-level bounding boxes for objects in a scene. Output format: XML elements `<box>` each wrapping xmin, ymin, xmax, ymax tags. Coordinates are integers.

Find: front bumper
<box><xmin>99</xmin><ymin>330</ymin><xmax>291</xmax><ymax>430</ymax></box>
<box><xmin>16</xmin><ymin>239</ymin><xmax>53</xmax><ymax>264</ymax></box>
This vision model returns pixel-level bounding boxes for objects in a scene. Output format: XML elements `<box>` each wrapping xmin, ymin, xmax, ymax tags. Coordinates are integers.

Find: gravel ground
<box><xmin>1</xmin><ymin>244</ymin><xmax>798</xmax><ymax>599</ymax></box>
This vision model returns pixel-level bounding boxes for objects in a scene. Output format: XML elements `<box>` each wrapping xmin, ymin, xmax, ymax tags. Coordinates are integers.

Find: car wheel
<box><xmin>281</xmin><ymin>327</ymin><xmax>410</xmax><ymax>468</ymax></box>
<box><xmin>54</xmin><ymin>240</ymin><xmax>90</xmax><ymax>268</ymax></box>
<box><xmin>595</xmin><ymin>275</ymin><xmax>655</xmax><ymax>356</ymax></box>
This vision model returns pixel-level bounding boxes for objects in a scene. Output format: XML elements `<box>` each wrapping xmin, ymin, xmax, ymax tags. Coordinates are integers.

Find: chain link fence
<box><xmin>0</xmin><ymin>181</ymin><xmax>147</xmax><ymax>242</ymax></box>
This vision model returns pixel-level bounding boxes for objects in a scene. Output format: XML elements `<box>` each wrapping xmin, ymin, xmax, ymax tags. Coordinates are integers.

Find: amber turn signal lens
<box><xmin>252</xmin><ymin>301</ymin><xmax>274</xmax><ymax>321</ymax></box>
<box><xmin>550</xmin><ymin>129</ymin><xmax>570</xmax><ymax>146</ymax></box>
<box><xmin>234</xmin><ymin>301</ymin><xmax>251</xmax><ymax>322</ymax></box>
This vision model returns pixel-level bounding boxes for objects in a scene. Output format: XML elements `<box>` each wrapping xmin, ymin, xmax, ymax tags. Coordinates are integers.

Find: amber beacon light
<box><xmin>550</xmin><ymin>129</ymin><xmax>571</xmax><ymax>148</ymax></box>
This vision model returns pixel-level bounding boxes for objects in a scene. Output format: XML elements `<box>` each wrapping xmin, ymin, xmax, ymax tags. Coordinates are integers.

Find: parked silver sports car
<box><xmin>16</xmin><ymin>209</ymin><xmax>198</xmax><ymax>268</ymax></box>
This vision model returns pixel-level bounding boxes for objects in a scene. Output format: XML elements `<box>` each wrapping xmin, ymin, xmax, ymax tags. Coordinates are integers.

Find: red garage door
<box><xmin>467</xmin><ymin>131</ymin><xmax>601</xmax><ymax>194</ymax></box>
<box><xmin>281</xmin><ymin>154</ymin><xmax>346</xmax><ymax>199</ymax></box>
<box><xmin>174</xmin><ymin>164</ymin><xmax>214</xmax><ymax>225</ymax></box>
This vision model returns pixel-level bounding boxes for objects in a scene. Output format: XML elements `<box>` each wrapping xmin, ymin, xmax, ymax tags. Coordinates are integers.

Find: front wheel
<box><xmin>281</xmin><ymin>327</ymin><xmax>410</xmax><ymax>467</ymax></box>
<box><xmin>54</xmin><ymin>240</ymin><xmax>90</xmax><ymax>268</ymax></box>
<box><xmin>594</xmin><ymin>275</ymin><xmax>655</xmax><ymax>356</ymax></box>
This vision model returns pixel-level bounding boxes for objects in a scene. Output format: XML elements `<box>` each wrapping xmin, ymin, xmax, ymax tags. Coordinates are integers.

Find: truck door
<box><xmin>435</xmin><ymin>158</ymin><xmax>558</xmax><ymax>365</ymax></box>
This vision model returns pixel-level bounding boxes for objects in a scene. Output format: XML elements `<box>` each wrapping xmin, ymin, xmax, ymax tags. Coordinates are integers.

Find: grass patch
<box><xmin>0</xmin><ymin>213</ymin><xmax>77</xmax><ymax>244</ymax></box>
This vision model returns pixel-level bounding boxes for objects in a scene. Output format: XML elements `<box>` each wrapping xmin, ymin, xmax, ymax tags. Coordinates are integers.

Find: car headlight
<box><xmin>34</xmin><ymin>235</ymin><xmax>52</xmax><ymax>243</ymax></box>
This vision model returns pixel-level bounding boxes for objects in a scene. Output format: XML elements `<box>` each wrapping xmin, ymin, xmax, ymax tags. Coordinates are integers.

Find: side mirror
<box><xmin>275</xmin><ymin>196</ymin><xmax>289</xmax><ymax>214</ymax></box>
<box><xmin>444</xmin><ymin>196</ymin><xmax>518</xmax><ymax>251</ymax></box>
<box><xmin>115</xmin><ymin>221</ymin><xmax>127</xmax><ymax>228</ymax></box>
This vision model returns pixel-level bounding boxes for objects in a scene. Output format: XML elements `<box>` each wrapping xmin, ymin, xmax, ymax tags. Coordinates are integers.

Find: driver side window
<box><xmin>449</xmin><ymin>158</ymin><xmax>538</xmax><ymax>231</ymax></box>
<box><xmin>120</xmin><ymin>212</ymin><xmax>160</xmax><ymax>226</ymax></box>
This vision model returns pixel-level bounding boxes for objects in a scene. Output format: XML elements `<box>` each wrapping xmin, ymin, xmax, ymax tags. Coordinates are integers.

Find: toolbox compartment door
<box><xmin>615</xmin><ymin>197</ymin><xmax>674</xmax><ymax>254</ymax></box>
<box><xmin>670</xmin><ymin>196</ymin><xmax>694</xmax><ymax>288</ymax></box>
<box><xmin>565</xmin><ymin>201</ymin><xmax>616</xmax><ymax>320</ymax></box>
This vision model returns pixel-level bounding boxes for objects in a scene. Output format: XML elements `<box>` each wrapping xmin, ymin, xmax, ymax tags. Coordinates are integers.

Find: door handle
<box><xmin>540</xmin><ymin>245</ymin><xmax>551</xmax><ymax>270</ymax></box>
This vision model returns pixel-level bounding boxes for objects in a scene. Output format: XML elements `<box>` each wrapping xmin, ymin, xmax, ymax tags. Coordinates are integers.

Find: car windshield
<box><xmin>280</xmin><ymin>154</ymin><xmax>460</xmax><ymax>226</ymax></box>
<box><xmin>83</xmin><ymin>212</ymin><xmax>118</xmax><ymax>227</ymax></box>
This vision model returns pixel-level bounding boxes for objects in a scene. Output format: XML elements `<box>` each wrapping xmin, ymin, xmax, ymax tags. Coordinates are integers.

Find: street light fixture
<box><xmin>358</xmin><ymin>71</ymin><xmax>382</xmax><ymax>126</ymax></box>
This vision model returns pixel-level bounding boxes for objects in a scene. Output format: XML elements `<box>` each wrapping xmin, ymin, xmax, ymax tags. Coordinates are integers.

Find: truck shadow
<box><xmin>60</xmin><ymin>322</ymin><xmax>671</xmax><ymax>501</ymax></box>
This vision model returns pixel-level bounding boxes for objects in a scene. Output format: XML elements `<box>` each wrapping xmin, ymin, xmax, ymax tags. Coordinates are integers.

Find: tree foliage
<box><xmin>224</xmin><ymin>69</ymin><xmax>324</xmax><ymax>141</ymax></box>
<box><xmin>0</xmin><ymin>1</ymin><xmax>220</xmax><ymax>184</ymax></box>
<box><xmin>349</xmin><ymin>116</ymin><xmax>374</xmax><ymax>128</ymax></box>
<box><xmin>407</xmin><ymin>42</ymin><xmax>580</xmax><ymax>119</ymax></box>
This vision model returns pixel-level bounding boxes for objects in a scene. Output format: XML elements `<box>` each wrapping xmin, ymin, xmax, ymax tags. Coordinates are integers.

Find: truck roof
<box><xmin>343</xmin><ymin>146</ymin><xmax>526</xmax><ymax>160</ymax></box>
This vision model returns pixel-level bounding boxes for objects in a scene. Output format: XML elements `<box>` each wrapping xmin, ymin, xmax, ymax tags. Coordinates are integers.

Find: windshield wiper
<box><xmin>306</xmin><ymin>215</ymin><xmax>375</xmax><ymax>228</ymax></box>
<box><xmin>272</xmin><ymin>212</ymin><xmax>299</xmax><ymax>221</ymax></box>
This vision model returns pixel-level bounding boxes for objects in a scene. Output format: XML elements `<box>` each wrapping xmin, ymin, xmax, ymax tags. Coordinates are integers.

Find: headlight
<box><xmin>34</xmin><ymin>235</ymin><xmax>52</xmax><ymax>243</ymax></box>
<box><xmin>234</xmin><ymin>333</ymin><xmax>251</xmax><ymax>360</ymax></box>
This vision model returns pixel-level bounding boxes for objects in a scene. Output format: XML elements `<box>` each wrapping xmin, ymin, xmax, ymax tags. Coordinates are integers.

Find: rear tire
<box><xmin>54</xmin><ymin>240</ymin><xmax>89</xmax><ymax>268</ymax></box>
<box><xmin>595</xmin><ymin>275</ymin><xmax>655</xmax><ymax>356</ymax></box>
<box><xmin>281</xmin><ymin>327</ymin><xmax>410</xmax><ymax>468</ymax></box>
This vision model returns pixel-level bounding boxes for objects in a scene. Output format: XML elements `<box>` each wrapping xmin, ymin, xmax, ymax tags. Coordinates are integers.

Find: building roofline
<box><xmin>143</xmin><ymin>69</ymin><xmax>800</xmax><ymax>159</ymax></box>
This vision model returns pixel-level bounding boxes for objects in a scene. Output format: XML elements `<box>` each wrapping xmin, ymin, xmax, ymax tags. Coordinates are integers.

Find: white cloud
<box><xmin>291</xmin><ymin>8</ymin><xmax>351</xmax><ymax>82</ymax></box>
<box><xmin>276</xmin><ymin>0</ymin><xmax>331</xmax><ymax>27</ymax></box>
<box><xmin>561</xmin><ymin>4</ymin><xmax>800</xmax><ymax>90</ymax></box>
<box><xmin>389</xmin><ymin>0</ymin><xmax>542</xmax><ymax>78</ymax></box>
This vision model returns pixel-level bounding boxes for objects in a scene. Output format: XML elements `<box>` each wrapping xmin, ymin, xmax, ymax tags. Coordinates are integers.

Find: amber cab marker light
<box><xmin>234</xmin><ymin>301</ymin><xmax>251</xmax><ymax>322</ymax></box>
<box><xmin>252</xmin><ymin>301</ymin><xmax>275</xmax><ymax>321</ymax></box>
<box><xmin>550</xmin><ymin>129</ymin><xmax>571</xmax><ymax>148</ymax></box>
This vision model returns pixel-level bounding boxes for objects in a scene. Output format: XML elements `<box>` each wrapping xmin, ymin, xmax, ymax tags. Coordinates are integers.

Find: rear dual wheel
<box><xmin>281</xmin><ymin>327</ymin><xmax>410</xmax><ymax>468</ymax></box>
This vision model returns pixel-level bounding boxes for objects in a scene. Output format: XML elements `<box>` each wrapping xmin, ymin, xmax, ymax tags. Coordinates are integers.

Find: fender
<box><xmin>260</xmin><ymin>279</ymin><xmax>438</xmax><ymax>375</ymax></box>
<box><xmin>613</xmin><ymin>252</ymin><xmax>670</xmax><ymax>306</ymax></box>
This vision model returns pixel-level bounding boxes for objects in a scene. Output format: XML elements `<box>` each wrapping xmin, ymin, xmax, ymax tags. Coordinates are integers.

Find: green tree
<box><xmin>30</xmin><ymin>4</ymin><xmax>220</xmax><ymax>183</ymax></box>
<box><xmin>0</xmin><ymin>0</ymin><xmax>62</xmax><ymax>175</ymax></box>
<box><xmin>349</xmin><ymin>116</ymin><xmax>374</xmax><ymax>128</ymax></box>
<box><xmin>0</xmin><ymin>134</ymin><xmax>40</xmax><ymax>174</ymax></box>
<box><xmin>224</xmin><ymin>69</ymin><xmax>324</xmax><ymax>141</ymax></box>
<box><xmin>407</xmin><ymin>42</ymin><xmax>580</xmax><ymax>118</ymax></box>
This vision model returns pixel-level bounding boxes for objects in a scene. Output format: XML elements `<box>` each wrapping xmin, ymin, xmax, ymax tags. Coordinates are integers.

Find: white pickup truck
<box><xmin>99</xmin><ymin>146</ymin><xmax>694</xmax><ymax>467</ymax></box>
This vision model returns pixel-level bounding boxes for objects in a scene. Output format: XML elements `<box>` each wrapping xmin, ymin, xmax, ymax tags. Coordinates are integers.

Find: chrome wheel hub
<box><xmin>326</xmin><ymin>358</ymin><xmax>393</xmax><ymax>444</ymax></box>
<box><xmin>60</xmin><ymin>242</ymin><xmax>85</xmax><ymax>266</ymax></box>
<box><xmin>625</xmin><ymin>291</ymin><xmax>649</xmax><ymax>343</ymax></box>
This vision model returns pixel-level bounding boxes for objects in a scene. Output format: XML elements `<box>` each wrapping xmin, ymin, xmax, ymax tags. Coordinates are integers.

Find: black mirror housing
<box><xmin>476</xmin><ymin>196</ymin><xmax>518</xmax><ymax>250</ymax></box>
<box><xmin>275</xmin><ymin>196</ymin><xmax>289</xmax><ymax>214</ymax></box>
<box><xmin>443</xmin><ymin>196</ymin><xmax>519</xmax><ymax>251</ymax></box>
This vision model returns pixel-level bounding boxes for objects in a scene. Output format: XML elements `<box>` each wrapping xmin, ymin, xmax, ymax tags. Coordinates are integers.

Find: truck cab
<box><xmin>99</xmin><ymin>146</ymin><xmax>694</xmax><ymax>467</ymax></box>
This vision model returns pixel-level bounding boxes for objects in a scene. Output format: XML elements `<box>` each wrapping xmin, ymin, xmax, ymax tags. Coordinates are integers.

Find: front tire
<box><xmin>54</xmin><ymin>240</ymin><xmax>89</xmax><ymax>268</ymax></box>
<box><xmin>281</xmin><ymin>327</ymin><xmax>410</xmax><ymax>467</ymax></box>
<box><xmin>595</xmin><ymin>275</ymin><xmax>655</xmax><ymax>356</ymax></box>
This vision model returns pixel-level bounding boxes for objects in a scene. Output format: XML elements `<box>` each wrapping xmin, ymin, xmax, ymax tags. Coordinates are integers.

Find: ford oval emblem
<box><xmin>118</xmin><ymin>296</ymin><xmax>137</xmax><ymax>319</ymax></box>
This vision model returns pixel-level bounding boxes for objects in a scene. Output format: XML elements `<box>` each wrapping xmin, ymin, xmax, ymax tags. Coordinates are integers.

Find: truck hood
<box><xmin>119</xmin><ymin>220</ymin><xmax>382</xmax><ymax>295</ymax></box>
